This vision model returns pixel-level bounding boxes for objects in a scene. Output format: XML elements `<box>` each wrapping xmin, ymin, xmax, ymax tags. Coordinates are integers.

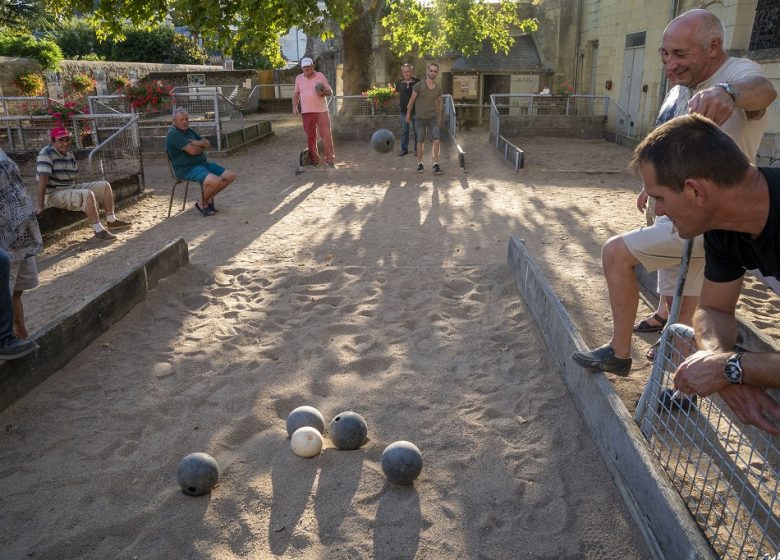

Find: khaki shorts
<box><xmin>622</xmin><ymin>215</ymin><xmax>705</xmax><ymax>297</ymax></box>
<box><xmin>45</xmin><ymin>181</ymin><xmax>110</xmax><ymax>212</ymax></box>
<box><xmin>9</xmin><ymin>256</ymin><xmax>38</xmax><ymax>292</ymax></box>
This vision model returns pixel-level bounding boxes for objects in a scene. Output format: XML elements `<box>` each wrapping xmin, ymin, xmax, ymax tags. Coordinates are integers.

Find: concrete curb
<box><xmin>507</xmin><ymin>235</ymin><xmax>715</xmax><ymax>560</ymax></box>
<box><xmin>0</xmin><ymin>238</ymin><xmax>189</xmax><ymax>413</ymax></box>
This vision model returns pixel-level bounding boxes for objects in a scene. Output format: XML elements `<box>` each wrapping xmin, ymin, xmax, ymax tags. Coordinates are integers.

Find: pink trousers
<box><xmin>301</xmin><ymin>112</ymin><xmax>335</xmax><ymax>164</ymax></box>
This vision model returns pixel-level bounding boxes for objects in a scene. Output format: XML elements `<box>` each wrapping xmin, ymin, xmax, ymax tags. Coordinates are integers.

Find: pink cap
<box><xmin>50</xmin><ymin>127</ymin><xmax>71</xmax><ymax>140</ymax></box>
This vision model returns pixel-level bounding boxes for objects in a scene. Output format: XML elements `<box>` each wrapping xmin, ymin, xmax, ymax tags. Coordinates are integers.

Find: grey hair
<box><xmin>173</xmin><ymin>107</ymin><xmax>189</xmax><ymax>119</ymax></box>
<box><xmin>401</xmin><ymin>63</ymin><xmax>413</xmax><ymax>70</ymax></box>
<box><xmin>676</xmin><ymin>9</ymin><xmax>725</xmax><ymax>51</ymax></box>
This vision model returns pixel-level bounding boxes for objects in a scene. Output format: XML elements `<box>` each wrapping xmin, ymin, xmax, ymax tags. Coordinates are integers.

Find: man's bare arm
<box><xmin>688</xmin><ymin>75</ymin><xmax>777</xmax><ymax>124</ymax></box>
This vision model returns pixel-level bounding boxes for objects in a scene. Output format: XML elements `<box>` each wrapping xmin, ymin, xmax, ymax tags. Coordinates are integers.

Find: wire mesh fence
<box><xmin>636</xmin><ymin>323</ymin><xmax>779</xmax><ymax>559</ymax></box>
<box><xmin>0</xmin><ymin>96</ymin><xmax>49</xmax><ymax>117</ymax></box>
<box><xmin>88</xmin><ymin>92</ymin><xmax>243</xmax><ymax>151</ymax></box>
<box><xmin>85</xmin><ymin>114</ymin><xmax>142</xmax><ymax>186</ymax></box>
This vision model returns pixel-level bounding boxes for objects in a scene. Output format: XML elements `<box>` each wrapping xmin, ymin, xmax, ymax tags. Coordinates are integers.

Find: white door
<box><xmin>619</xmin><ymin>32</ymin><xmax>646</xmax><ymax>135</ymax></box>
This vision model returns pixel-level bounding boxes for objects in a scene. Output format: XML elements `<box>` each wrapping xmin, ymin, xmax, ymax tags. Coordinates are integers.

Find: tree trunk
<box><xmin>342</xmin><ymin>1</ymin><xmax>376</xmax><ymax>96</ymax></box>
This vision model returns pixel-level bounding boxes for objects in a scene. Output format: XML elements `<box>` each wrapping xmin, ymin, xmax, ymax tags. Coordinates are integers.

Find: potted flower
<box><xmin>362</xmin><ymin>83</ymin><xmax>396</xmax><ymax>114</ymax></box>
<box><xmin>109</xmin><ymin>75</ymin><xmax>130</xmax><ymax>93</ymax></box>
<box><xmin>70</xmin><ymin>72</ymin><xmax>96</xmax><ymax>95</ymax></box>
<box><xmin>555</xmin><ymin>81</ymin><xmax>574</xmax><ymax>97</ymax></box>
<box><xmin>122</xmin><ymin>79</ymin><xmax>175</xmax><ymax>113</ymax></box>
<box><xmin>13</xmin><ymin>72</ymin><xmax>46</xmax><ymax>97</ymax></box>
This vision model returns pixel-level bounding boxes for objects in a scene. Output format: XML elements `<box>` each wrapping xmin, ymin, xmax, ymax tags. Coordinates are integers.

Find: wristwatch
<box><xmin>725</xmin><ymin>352</ymin><xmax>744</xmax><ymax>384</ymax></box>
<box><xmin>716</xmin><ymin>82</ymin><xmax>738</xmax><ymax>103</ymax></box>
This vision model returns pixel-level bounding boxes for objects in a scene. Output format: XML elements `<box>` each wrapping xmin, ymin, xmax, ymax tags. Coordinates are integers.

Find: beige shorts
<box><xmin>622</xmin><ymin>215</ymin><xmax>705</xmax><ymax>297</ymax></box>
<box><xmin>9</xmin><ymin>256</ymin><xmax>38</xmax><ymax>292</ymax></box>
<box><xmin>45</xmin><ymin>181</ymin><xmax>110</xmax><ymax>212</ymax></box>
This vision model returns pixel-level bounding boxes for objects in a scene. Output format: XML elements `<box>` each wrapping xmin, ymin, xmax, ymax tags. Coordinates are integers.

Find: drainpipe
<box><xmin>573</xmin><ymin>0</ymin><xmax>583</xmax><ymax>91</ymax></box>
<box><xmin>659</xmin><ymin>0</ymin><xmax>680</xmax><ymax>99</ymax></box>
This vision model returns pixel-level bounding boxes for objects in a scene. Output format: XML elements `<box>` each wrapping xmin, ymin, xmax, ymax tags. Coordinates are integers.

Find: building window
<box><xmin>749</xmin><ymin>0</ymin><xmax>780</xmax><ymax>50</ymax></box>
<box><xmin>625</xmin><ymin>32</ymin><xmax>646</xmax><ymax>48</ymax></box>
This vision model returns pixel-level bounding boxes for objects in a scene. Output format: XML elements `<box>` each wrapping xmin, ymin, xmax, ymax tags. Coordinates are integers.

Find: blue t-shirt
<box><xmin>704</xmin><ymin>167</ymin><xmax>780</xmax><ymax>296</ymax></box>
<box><xmin>165</xmin><ymin>126</ymin><xmax>207</xmax><ymax>178</ymax></box>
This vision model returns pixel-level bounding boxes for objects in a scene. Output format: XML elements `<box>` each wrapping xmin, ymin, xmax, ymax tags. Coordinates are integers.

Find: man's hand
<box><xmin>687</xmin><ymin>86</ymin><xmax>735</xmax><ymax>126</ymax></box>
<box><xmin>636</xmin><ymin>188</ymin><xmax>648</xmax><ymax>212</ymax></box>
<box><xmin>718</xmin><ymin>384</ymin><xmax>780</xmax><ymax>435</ymax></box>
<box><xmin>673</xmin><ymin>349</ymin><xmax>730</xmax><ymax>397</ymax></box>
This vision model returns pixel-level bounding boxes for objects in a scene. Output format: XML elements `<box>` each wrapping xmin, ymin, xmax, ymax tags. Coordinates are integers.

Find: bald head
<box><xmin>665</xmin><ymin>9</ymin><xmax>725</xmax><ymax>51</ymax></box>
<box><xmin>660</xmin><ymin>9</ymin><xmax>727</xmax><ymax>88</ymax></box>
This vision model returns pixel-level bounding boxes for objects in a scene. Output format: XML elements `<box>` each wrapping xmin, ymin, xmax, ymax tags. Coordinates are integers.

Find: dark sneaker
<box><xmin>571</xmin><ymin>345</ymin><xmax>632</xmax><ymax>376</ymax></box>
<box><xmin>416</xmin><ymin>162</ymin><xmax>424</xmax><ymax>173</ymax></box>
<box><xmin>106</xmin><ymin>218</ymin><xmax>131</xmax><ymax>230</ymax></box>
<box><xmin>0</xmin><ymin>335</ymin><xmax>38</xmax><ymax>360</ymax></box>
<box><xmin>433</xmin><ymin>163</ymin><xmax>442</xmax><ymax>175</ymax></box>
<box><xmin>94</xmin><ymin>229</ymin><xmax>117</xmax><ymax>241</ymax></box>
<box><xmin>398</xmin><ymin>150</ymin><xmax>408</xmax><ymax>156</ymax></box>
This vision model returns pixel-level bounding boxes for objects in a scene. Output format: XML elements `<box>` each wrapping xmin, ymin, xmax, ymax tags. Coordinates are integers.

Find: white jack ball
<box><xmin>291</xmin><ymin>426</ymin><xmax>324</xmax><ymax>458</ymax></box>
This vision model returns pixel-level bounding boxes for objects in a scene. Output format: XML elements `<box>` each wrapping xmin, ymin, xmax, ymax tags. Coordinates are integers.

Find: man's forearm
<box><xmin>733</xmin><ymin>75</ymin><xmax>777</xmax><ymax>114</ymax></box>
<box><xmin>693</xmin><ymin>306</ymin><xmax>738</xmax><ymax>351</ymax></box>
<box><xmin>37</xmin><ymin>176</ymin><xmax>48</xmax><ymax>210</ymax></box>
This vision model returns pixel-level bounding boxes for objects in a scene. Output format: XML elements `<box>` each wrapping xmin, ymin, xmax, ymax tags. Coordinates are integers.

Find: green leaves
<box><xmin>380</xmin><ymin>0</ymin><xmax>538</xmax><ymax>58</ymax></box>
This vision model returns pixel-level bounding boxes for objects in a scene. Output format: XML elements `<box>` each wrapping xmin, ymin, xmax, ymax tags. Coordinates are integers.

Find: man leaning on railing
<box><xmin>633</xmin><ymin>114</ymin><xmax>780</xmax><ymax>435</ymax></box>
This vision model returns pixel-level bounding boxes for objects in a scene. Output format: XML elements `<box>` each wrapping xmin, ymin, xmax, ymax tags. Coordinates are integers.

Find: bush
<box><xmin>12</xmin><ymin>71</ymin><xmax>46</xmax><ymax>96</ymax></box>
<box><xmin>111</xmin><ymin>26</ymin><xmax>208</xmax><ymax>64</ymax></box>
<box><xmin>122</xmin><ymin>79</ymin><xmax>174</xmax><ymax>112</ymax></box>
<box><xmin>51</xmin><ymin>19</ymin><xmax>109</xmax><ymax>60</ymax></box>
<box><xmin>0</xmin><ymin>33</ymin><xmax>62</xmax><ymax>69</ymax></box>
<box><xmin>69</xmin><ymin>72</ymin><xmax>96</xmax><ymax>95</ymax></box>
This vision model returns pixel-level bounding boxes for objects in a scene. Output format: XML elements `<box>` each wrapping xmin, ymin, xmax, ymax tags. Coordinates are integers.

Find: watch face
<box><xmin>725</xmin><ymin>354</ymin><xmax>743</xmax><ymax>383</ymax></box>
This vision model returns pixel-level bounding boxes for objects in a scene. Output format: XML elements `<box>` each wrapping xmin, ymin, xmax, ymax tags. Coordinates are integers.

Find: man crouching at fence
<box><xmin>633</xmin><ymin>113</ymin><xmax>780</xmax><ymax>435</ymax></box>
<box><xmin>36</xmin><ymin>127</ymin><xmax>132</xmax><ymax>241</ymax></box>
<box><xmin>165</xmin><ymin>108</ymin><xmax>236</xmax><ymax>217</ymax></box>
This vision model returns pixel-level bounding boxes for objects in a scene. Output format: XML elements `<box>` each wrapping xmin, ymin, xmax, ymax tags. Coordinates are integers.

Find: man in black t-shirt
<box><xmin>395</xmin><ymin>63</ymin><xmax>420</xmax><ymax>156</ymax></box>
<box><xmin>632</xmin><ymin>113</ymin><xmax>780</xmax><ymax>434</ymax></box>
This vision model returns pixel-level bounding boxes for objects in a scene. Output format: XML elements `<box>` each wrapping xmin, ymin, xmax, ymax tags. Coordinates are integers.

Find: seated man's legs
<box><xmin>10</xmin><ymin>256</ymin><xmax>38</xmax><ymax>339</ymax></box>
<box><xmin>571</xmin><ymin>216</ymin><xmax>703</xmax><ymax>375</ymax></box>
<box><xmin>45</xmin><ymin>181</ymin><xmax>128</xmax><ymax>238</ymax></box>
<box><xmin>185</xmin><ymin>162</ymin><xmax>236</xmax><ymax>210</ymax></box>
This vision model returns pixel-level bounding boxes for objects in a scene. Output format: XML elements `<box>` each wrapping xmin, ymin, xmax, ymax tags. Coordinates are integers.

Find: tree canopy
<box><xmin>42</xmin><ymin>0</ymin><xmax>537</xmax><ymax>67</ymax></box>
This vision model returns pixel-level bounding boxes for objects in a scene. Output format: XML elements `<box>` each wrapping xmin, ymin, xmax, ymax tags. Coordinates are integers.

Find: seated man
<box><xmin>165</xmin><ymin>108</ymin><xmax>236</xmax><ymax>216</ymax></box>
<box><xmin>36</xmin><ymin>127</ymin><xmax>131</xmax><ymax>241</ymax></box>
<box><xmin>635</xmin><ymin>114</ymin><xmax>780</xmax><ymax>434</ymax></box>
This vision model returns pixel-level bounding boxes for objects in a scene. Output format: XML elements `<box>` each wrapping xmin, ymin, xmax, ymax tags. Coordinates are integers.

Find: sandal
<box><xmin>195</xmin><ymin>202</ymin><xmax>215</xmax><ymax>217</ymax></box>
<box><xmin>633</xmin><ymin>312</ymin><xmax>667</xmax><ymax>333</ymax></box>
<box><xmin>646</xmin><ymin>338</ymin><xmax>661</xmax><ymax>361</ymax></box>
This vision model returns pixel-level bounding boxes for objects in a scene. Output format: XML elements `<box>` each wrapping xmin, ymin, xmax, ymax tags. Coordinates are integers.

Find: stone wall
<box><xmin>0</xmin><ymin>57</ymin><xmax>259</xmax><ymax>98</ymax></box>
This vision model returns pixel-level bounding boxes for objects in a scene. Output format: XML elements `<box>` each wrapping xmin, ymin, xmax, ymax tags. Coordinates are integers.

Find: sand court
<box><xmin>0</xmin><ymin>121</ymin><xmax>677</xmax><ymax>558</ymax></box>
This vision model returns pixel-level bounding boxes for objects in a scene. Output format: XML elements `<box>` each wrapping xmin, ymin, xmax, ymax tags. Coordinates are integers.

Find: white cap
<box><xmin>300</xmin><ymin>57</ymin><xmax>314</xmax><ymax>68</ymax></box>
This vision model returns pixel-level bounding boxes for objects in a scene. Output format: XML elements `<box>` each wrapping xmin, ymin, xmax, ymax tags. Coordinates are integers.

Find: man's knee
<box><xmin>222</xmin><ymin>170</ymin><xmax>236</xmax><ymax>183</ymax></box>
<box><xmin>602</xmin><ymin>235</ymin><xmax>636</xmax><ymax>270</ymax></box>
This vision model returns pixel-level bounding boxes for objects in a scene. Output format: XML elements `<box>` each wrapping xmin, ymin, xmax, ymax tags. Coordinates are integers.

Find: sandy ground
<box><xmin>1</xmin><ymin>117</ymin><xmax>777</xmax><ymax>558</ymax></box>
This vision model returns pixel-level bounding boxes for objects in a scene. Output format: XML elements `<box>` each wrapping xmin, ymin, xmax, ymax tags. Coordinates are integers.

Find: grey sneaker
<box><xmin>327</xmin><ymin>161</ymin><xmax>336</xmax><ymax>168</ymax></box>
<box><xmin>94</xmin><ymin>229</ymin><xmax>117</xmax><ymax>241</ymax></box>
<box><xmin>0</xmin><ymin>335</ymin><xmax>38</xmax><ymax>360</ymax></box>
<box><xmin>416</xmin><ymin>162</ymin><xmax>424</xmax><ymax>173</ymax></box>
<box><xmin>571</xmin><ymin>345</ymin><xmax>632</xmax><ymax>377</ymax></box>
<box><xmin>433</xmin><ymin>163</ymin><xmax>442</xmax><ymax>175</ymax></box>
<box><xmin>105</xmin><ymin>218</ymin><xmax>131</xmax><ymax>230</ymax></box>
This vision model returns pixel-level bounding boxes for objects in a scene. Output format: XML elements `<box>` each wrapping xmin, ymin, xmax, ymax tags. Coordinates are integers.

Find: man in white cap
<box><xmin>292</xmin><ymin>57</ymin><xmax>336</xmax><ymax>167</ymax></box>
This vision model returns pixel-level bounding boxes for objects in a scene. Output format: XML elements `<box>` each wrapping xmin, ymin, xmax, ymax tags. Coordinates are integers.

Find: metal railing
<box><xmin>488</xmin><ymin>94</ymin><xmax>634</xmax><ymax>169</ymax></box>
<box><xmin>86</xmin><ymin>114</ymin><xmax>143</xmax><ymax>187</ymax></box>
<box><xmin>88</xmin><ymin>91</ymin><xmax>244</xmax><ymax>151</ymax></box>
<box><xmin>0</xmin><ymin>96</ymin><xmax>48</xmax><ymax>117</ymax></box>
<box><xmin>635</xmin><ymin>323</ymin><xmax>779</xmax><ymax>559</ymax></box>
